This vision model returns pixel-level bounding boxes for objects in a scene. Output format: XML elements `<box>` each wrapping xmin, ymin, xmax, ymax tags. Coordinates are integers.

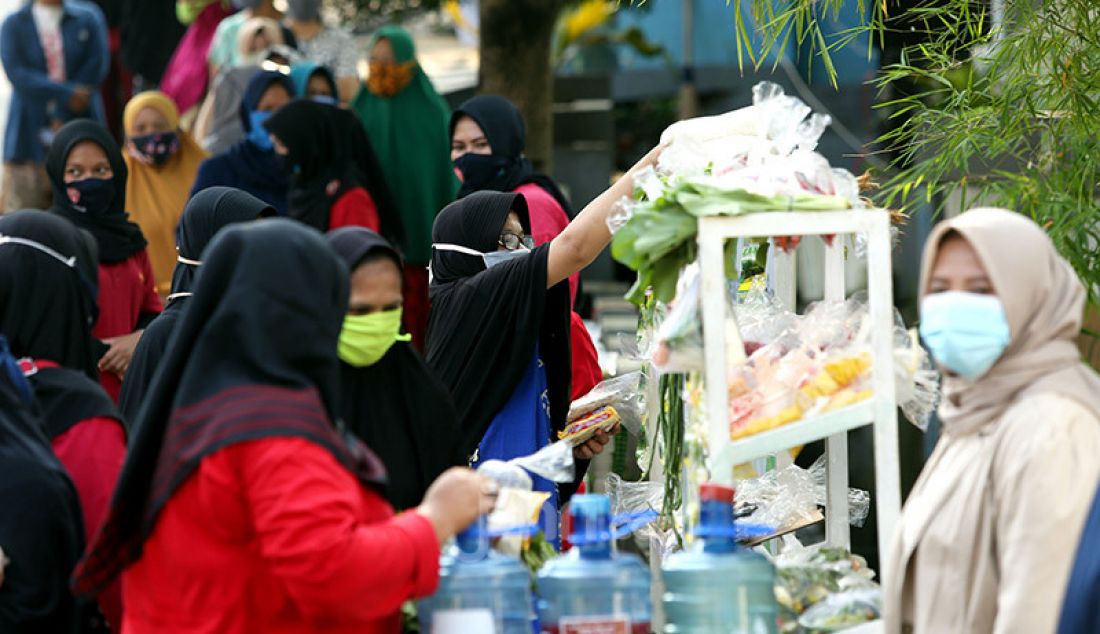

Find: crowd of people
<box><xmin>0</xmin><ymin>1</ymin><xmax>628</xmax><ymax>631</ymax></box>
<box><xmin>4</xmin><ymin>2</ymin><xmax>1100</xmax><ymax>634</ymax></box>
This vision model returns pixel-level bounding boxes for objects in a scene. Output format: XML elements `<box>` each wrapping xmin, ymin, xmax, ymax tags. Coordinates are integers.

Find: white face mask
<box><xmin>433</xmin><ymin>243</ymin><xmax>530</xmax><ymax>269</ymax></box>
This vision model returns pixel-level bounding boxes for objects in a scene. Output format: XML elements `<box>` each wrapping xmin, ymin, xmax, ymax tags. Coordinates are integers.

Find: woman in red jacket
<box><xmin>74</xmin><ymin>219</ymin><xmax>492</xmax><ymax>634</ymax></box>
<box><xmin>0</xmin><ymin>210</ymin><xmax>127</xmax><ymax>630</ymax></box>
<box><xmin>45</xmin><ymin>119</ymin><xmax>162</xmax><ymax>402</ymax></box>
<box><xmin>265</xmin><ymin>99</ymin><xmax>403</xmax><ymax>241</ymax></box>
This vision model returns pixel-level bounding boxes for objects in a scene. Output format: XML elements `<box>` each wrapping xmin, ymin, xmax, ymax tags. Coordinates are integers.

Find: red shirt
<box><xmin>52</xmin><ymin>416</ymin><xmax>127</xmax><ymax>631</ymax></box>
<box><xmin>516</xmin><ymin>182</ymin><xmax>578</xmax><ymax>303</ymax></box>
<box><xmin>329</xmin><ymin>187</ymin><xmax>380</xmax><ymax>232</ymax></box>
<box><xmin>121</xmin><ymin>437</ymin><xmax>440</xmax><ymax>634</ymax></box>
<box><xmin>93</xmin><ymin>250</ymin><xmax>162</xmax><ymax>401</ymax></box>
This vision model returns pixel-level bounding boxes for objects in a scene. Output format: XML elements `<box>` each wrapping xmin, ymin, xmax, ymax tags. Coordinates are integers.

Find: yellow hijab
<box><xmin>123</xmin><ymin>91</ymin><xmax>207</xmax><ymax>296</ymax></box>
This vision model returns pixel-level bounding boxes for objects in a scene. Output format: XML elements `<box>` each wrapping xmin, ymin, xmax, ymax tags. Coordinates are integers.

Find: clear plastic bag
<box><xmin>568</xmin><ymin>371</ymin><xmax>644</xmax><ymax>438</ymax></box>
<box><xmin>650</xmin><ymin>263</ymin><xmax>706</xmax><ymax>373</ymax></box>
<box><xmin>606</xmin><ymin>473</ymin><xmax>680</xmax><ymax>558</ymax></box>
<box><xmin>773</xmin><ymin>540</ymin><xmax>879</xmax><ymax>632</ymax></box>
<box><xmin>797</xmin><ymin>588</ymin><xmax>881</xmax><ymax>631</ymax></box>
<box><xmin>736</xmin><ymin>457</ymin><xmax>871</xmax><ymax>530</ymax></box>
<box><xmin>508</xmin><ymin>440</ymin><xmax>576</xmax><ymax>484</ymax></box>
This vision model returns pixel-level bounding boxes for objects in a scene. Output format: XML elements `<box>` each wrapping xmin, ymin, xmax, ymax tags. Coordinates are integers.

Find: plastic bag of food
<box><xmin>488</xmin><ymin>487</ymin><xmax>551</xmax><ymax>557</ymax></box>
<box><xmin>568</xmin><ymin>371</ymin><xmax>645</xmax><ymax>437</ymax></box>
<box><xmin>797</xmin><ymin>588</ymin><xmax>881</xmax><ymax>631</ymax></box>
<box><xmin>650</xmin><ymin>263</ymin><xmax>705</xmax><ymax>373</ymax></box>
<box><xmin>773</xmin><ymin>541</ymin><xmax>878</xmax><ymax>632</ymax></box>
<box><xmin>894</xmin><ymin>327</ymin><xmax>940</xmax><ymax>432</ymax></box>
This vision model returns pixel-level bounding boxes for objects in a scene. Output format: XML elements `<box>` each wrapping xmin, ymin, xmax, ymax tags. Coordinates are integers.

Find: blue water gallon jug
<box><xmin>662</xmin><ymin>483</ymin><xmax>778</xmax><ymax>633</ymax></box>
<box><xmin>537</xmin><ymin>494</ymin><xmax>651</xmax><ymax>634</ymax></box>
<box><xmin>417</xmin><ymin>516</ymin><xmax>534</xmax><ymax>634</ymax></box>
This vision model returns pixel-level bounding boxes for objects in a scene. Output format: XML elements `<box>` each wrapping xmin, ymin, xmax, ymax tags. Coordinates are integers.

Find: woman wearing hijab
<box><xmin>290</xmin><ymin>62</ymin><xmax>339</xmax><ymax>104</ymax></box>
<box><xmin>195</xmin><ymin>23</ymin><xmax>299</xmax><ymax>155</ymax></box>
<box><xmin>326</xmin><ymin>226</ymin><xmax>463</xmax><ymax>511</ymax></box>
<box><xmin>123</xmin><ymin>91</ymin><xmax>208</xmax><ymax>297</ymax></box>
<box><xmin>0</xmin><ymin>336</ymin><xmax>88</xmax><ymax>634</ymax></box>
<box><xmin>46</xmin><ymin>119</ymin><xmax>162</xmax><ymax>403</ymax></box>
<box><xmin>451</xmin><ymin>94</ymin><xmax>603</xmax><ymax>400</ymax></box>
<box><xmin>265</xmin><ymin>99</ymin><xmax>401</xmax><ymax>238</ymax></box>
<box><xmin>0</xmin><ymin>210</ymin><xmax>127</xmax><ymax>629</ymax></box>
<box><xmin>73</xmin><ymin>219</ymin><xmax>493</xmax><ymax>634</ymax></box>
<box><xmin>425</xmin><ymin>146</ymin><xmax>659</xmax><ymax>541</ymax></box>
<box><xmin>351</xmin><ymin>25</ymin><xmax>457</xmax><ymax>349</ymax></box>
<box><xmin>882</xmin><ymin>208</ymin><xmax>1100</xmax><ymax>633</ymax></box>
<box><xmin>159</xmin><ymin>0</ymin><xmax>234</xmax><ymax>116</ymax></box>
<box><xmin>191</xmin><ymin>69</ymin><xmax>294</xmax><ymax>215</ymax></box>
<box><xmin>118</xmin><ymin>186</ymin><xmax>273</xmax><ymax>424</ymax></box>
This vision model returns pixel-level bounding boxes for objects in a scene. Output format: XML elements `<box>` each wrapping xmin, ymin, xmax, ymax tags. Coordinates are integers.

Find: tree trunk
<box><xmin>478</xmin><ymin>0</ymin><xmax>564</xmax><ymax>172</ymax></box>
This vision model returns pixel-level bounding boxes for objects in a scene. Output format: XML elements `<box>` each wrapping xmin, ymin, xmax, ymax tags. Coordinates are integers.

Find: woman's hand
<box><xmin>417</xmin><ymin>467</ymin><xmax>497</xmax><ymax>544</ymax></box>
<box><xmin>98</xmin><ymin>330</ymin><xmax>144</xmax><ymax>377</ymax></box>
<box><xmin>572</xmin><ymin>423</ymin><xmax>621</xmax><ymax>461</ymax></box>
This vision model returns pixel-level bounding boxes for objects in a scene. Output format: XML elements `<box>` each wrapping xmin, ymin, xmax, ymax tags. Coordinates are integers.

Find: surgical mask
<box><xmin>338</xmin><ymin>309</ymin><xmax>411</xmax><ymax>367</ymax></box>
<box><xmin>433</xmin><ymin>242</ymin><xmax>531</xmax><ymax>270</ymax></box>
<box><xmin>129</xmin><ymin>131</ymin><xmax>179</xmax><ymax>167</ymax></box>
<box><xmin>64</xmin><ymin>178</ymin><xmax>115</xmax><ymax>216</ymax></box>
<box><xmin>367</xmin><ymin>60</ymin><xmax>415</xmax><ymax>98</ymax></box>
<box><xmin>309</xmin><ymin>94</ymin><xmax>338</xmax><ymax>106</ymax></box>
<box><xmin>247</xmin><ymin>111</ymin><xmax>274</xmax><ymax>151</ymax></box>
<box><xmin>919</xmin><ymin>291</ymin><xmax>1011</xmax><ymax>380</ymax></box>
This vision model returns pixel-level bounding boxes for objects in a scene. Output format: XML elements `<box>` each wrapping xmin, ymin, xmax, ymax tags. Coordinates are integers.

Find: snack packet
<box><xmin>558</xmin><ymin>406</ymin><xmax>621</xmax><ymax>446</ymax></box>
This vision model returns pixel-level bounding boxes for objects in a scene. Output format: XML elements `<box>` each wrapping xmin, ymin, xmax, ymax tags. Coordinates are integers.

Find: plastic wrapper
<box><xmin>797</xmin><ymin>588</ymin><xmax>881</xmax><ymax>632</ymax></box>
<box><xmin>895</xmin><ymin>327</ymin><xmax>940</xmax><ymax>432</ymax></box>
<box><xmin>487</xmin><ymin>487</ymin><xmax>550</xmax><ymax>557</ymax></box>
<box><xmin>508</xmin><ymin>439</ymin><xmax>576</xmax><ymax>484</ymax></box>
<box><xmin>477</xmin><ymin>460</ymin><xmax>533</xmax><ymax>491</ymax></box>
<box><xmin>736</xmin><ymin>457</ymin><xmax>870</xmax><ymax>530</ymax></box>
<box><xmin>650</xmin><ymin>263</ymin><xmax>705</xmax><ymax>373</ymax></box>
<box><xmin>568</xmin><ymin>371</ymin><xmax>644</xmax><ymax>438</ymax></box>
<box><xmin>606</xmin><ymin>474</ymin><xmax>680</xmax><ymax>557</ymax></box>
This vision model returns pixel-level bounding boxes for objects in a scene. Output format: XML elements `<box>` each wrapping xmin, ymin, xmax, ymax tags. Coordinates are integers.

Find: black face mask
<box><xmin>454</xmin><ymin>153</ymin><xmax>511</xmax><ymax>193</ymax></box>
<box><xmin>130</xmin><ymin>131</ymin><xmax>180</xmax><ymax>167</ymax></box>
<box><xmin>64</xmin><ymin>178</ymin><xmax>116</xmax><ymax>216</ymax></box>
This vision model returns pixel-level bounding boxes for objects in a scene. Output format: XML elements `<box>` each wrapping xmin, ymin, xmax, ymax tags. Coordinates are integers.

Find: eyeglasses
<box><xmin>499</xmin><ymin>232</ymin><xmax>535</xmax><ymax>251</ymax></box>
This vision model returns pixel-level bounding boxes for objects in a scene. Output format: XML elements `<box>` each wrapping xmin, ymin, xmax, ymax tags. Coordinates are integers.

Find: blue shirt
<box><xmin>472</xmin><ymin>348</ymin><xmax>561</xmax><ymax>548</ymax></box>
<box><xmin>1</xmin><ymin>1</ymin><xmax>108</xmax><ymax>163</ymax></box>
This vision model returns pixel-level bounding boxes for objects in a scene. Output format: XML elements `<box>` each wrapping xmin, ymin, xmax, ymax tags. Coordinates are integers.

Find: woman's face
<box><xmin>64</xmin><ymin>141</ymin><xmax>112</xmax><ymax>183</ymax></box>
<box><xmin>256</xmin><ymin>83</ymin><xmax>291</xmax><ymax>113</ymax></box>
<box><xmin>926</xmin><ymin>234</ymin><xmax>996</xmax><ymax>297</ymax></box>
<box><xmin>130</xmin><ymin>107</ymin><xmax>173</xmax><ymax>137</ymax></box>
<box><xmin>451</xmin><ymin>115</ymin><xmax>491</xmax><ymax>161</ymax></box>
<box><xmin>498</xmin><ymin>211</ymin><xmax>524</xmax><ymax>252</ymax></box>
<box><xmin>306</xmin><ymin>73</ymin><xmax>334</xmax><ymax>98</ymax></box>
<box><xmin>348</xmin><ymin>257</ymin><xmax>403</xmax><ymax>316</ymax></box>
<box><xmin>370</xmin><ymin>37</ymin><xmax>396</xmax><ymax>65</ymax></box>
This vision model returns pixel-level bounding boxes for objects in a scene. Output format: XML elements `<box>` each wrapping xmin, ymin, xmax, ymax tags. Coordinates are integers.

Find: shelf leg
<box><xmin>824</xmin><ymin>238</ymin><xmax>851</xmax><ymax>548</ymax></box>
<box><xmin>866</xmin><ymin>216</ymin><xmax>902</xmax><ymax>575</ymax></box>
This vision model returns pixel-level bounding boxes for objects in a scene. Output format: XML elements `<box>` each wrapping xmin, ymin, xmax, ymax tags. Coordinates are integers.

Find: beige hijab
<box><xmin>237</xmin><ymin>17</ymin><xmax>285</xmax><ymax>61</ymax></box>
<box><xmin>920</xmin><ymin>207</ymin><xmax>1100</xmax><ymax>435</ymax></box>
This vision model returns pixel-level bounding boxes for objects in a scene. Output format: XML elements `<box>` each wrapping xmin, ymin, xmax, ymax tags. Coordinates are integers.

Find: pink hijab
<box><xmin>919</xmin><ymin>207</ymin><xmax>1100</xmax><ymax>435</ymax></box>
<box><xmin>160</xmin><ymin>2</ymin><xmax>235</xmax><ymax>114</ymax></box>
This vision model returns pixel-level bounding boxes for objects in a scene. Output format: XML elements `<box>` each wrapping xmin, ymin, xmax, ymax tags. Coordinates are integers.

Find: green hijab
<box><xmin>351</xmin><ymin>26</ymin><xmax>458</xmax><ymax>265</ymax></box>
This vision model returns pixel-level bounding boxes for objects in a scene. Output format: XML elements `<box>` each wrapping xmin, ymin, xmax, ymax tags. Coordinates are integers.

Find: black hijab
<box><xmin>327</xmin><ymin>227</ymin><xmax>464</xmax><ymax>510</ymax></box>
<box><xmin>264</xmin><ymin>99</ymin><xmax>403</xmax><ymax>242</ymax></box>
<box><xmin>424</xmin><ymin>192</ymin><xmax>572</xmax><ymax>467</ymax></box>
<box><xmin>0</xmin><ymin>335</ymin><xmax>87</xmax><ymax>634</ymax></box>
<box><xmin>451</xmin><ymin>95</ymin><xmax>574</xmax><ymax>216</ymax></box>
<box><xmin>46</xmin><ymin>120</ymin><xmax>147</xmax><ymax>264</ymax></box>
<box><xmin>0</xmin><ymin>211</ymin><xmax>120</xmax><ymax>439</ymax></box>
<box><xmin>118</xmin><ymin>187</ymin><xmax>274</xmax><ymax>424</ymax></box>
<box><xmin>74</xmin><ymin>219</ymin><xmax>387</xmax><ymax>597</ymax></box>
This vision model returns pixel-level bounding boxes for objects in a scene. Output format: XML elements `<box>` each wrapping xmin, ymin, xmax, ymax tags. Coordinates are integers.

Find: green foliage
<box><xmin>729</xmin><ymin>0</ymin><xmax>886</xmax><ymax>87</ymax></box>
<box><xmin>874</xmin><ymin>0</ymin><xmax>1100</xmax><ymax>299</ymax></box>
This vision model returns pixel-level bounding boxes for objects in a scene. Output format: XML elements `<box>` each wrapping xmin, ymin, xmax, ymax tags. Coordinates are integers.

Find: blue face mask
<box><xmin>309</xmin><ymin>94</ymin><xmax>338</xmax><ymax>106</ymax></box>
<box><xmin>247</xmin><ymin>110</ymin><xmax>274</xmax><ymax>151</ymax></box>
<box><xmin>919</xmin><ymin>291</ymin><xmax>1011</xmax><ymax>380</ymax></box>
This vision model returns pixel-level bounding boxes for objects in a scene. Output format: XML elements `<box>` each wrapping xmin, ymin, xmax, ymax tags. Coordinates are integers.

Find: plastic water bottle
<box><xmin>662</xmin><ymin>483</ymin><xmax>778</xmax><ymax>633</ymax></box>
<box><xmin>536</xmin><ymin>494</ymin><xmax>651</xmax><ymax>634</ymax></box>
<box><xmin>418</xmin><ymin>516</ymin><xmax>534</xmax><ymax>634</ymax></box>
